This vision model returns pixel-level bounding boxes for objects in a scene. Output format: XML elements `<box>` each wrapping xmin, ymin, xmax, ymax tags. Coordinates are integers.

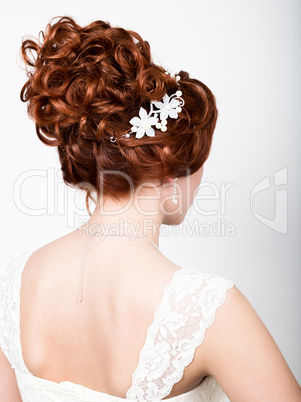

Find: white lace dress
<box><xmin>0</xmin><ymin>250</ymin><xmax>233</xmax><ymax>401</ymax></box>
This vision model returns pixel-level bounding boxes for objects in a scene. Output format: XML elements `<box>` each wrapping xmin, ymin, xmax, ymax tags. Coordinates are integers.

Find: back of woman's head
<box><xmin>20</xmin><ymin>16</ymin><xmax>218</xmax><ymax>214</ymax></box>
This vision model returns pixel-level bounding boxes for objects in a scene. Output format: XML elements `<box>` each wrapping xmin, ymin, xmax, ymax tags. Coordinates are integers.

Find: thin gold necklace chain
<box><xmin>77</xmin><ymin>227</ymin><xmax>163</xmax><ymax>302</ymax></box>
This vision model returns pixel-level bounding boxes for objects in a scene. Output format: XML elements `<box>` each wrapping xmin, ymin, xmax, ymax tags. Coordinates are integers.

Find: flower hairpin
<box><xmin>110</xmin><ymin>69</ymin><xmax>184</xmax><ymax>143</ymax></box>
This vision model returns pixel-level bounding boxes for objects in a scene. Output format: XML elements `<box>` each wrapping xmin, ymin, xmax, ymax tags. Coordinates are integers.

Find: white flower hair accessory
<box><xmin>110</xmin><ymin>69</ymin><xmax>184</xmax><ymax>143</ymax></box>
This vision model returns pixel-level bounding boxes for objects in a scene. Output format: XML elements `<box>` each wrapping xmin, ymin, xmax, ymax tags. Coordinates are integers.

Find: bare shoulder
<box><xmin>29</xmin><ymin>230</ymin><xmax>77</xmax><ymax>259</ymax></box>
<box><xmin>200</xmin><ymin>286</ymin><xmax>301</xmax><ymax>401</ymax></box>
<box><xmin>22</xmin><ymin>230</ymin><xmax>79</xmax><ymax>274</ymax></box>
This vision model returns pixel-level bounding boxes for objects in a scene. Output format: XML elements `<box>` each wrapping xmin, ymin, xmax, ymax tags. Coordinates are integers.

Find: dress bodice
<box><xmin>0</xmin><ymin>249</ymin><xmax>233</xmax><ymax>401</ymax></box>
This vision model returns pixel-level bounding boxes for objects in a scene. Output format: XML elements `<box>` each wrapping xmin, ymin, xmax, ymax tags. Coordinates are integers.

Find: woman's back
<box><xmin>1</xmin><ymin>230</ymin><xmax>234</xmax><ymax>400</ymax></box>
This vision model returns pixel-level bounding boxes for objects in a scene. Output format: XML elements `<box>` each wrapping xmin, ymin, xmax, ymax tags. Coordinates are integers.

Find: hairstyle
<box><xmin>20</xmin><ymin>16</ymin><xmax>218</xmax><ymax>215</ymax></box>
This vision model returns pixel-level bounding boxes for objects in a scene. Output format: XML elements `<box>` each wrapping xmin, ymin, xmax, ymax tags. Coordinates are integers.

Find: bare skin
<box><xmin>1</xmin><ymin>165</ymin><xmax>300</xmax><ymax>400</ymax></box>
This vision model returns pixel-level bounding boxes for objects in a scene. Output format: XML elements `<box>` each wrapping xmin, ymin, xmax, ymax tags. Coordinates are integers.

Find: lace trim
<box><xmin>126</xmin><ymin>268</ymin><xmax>233</xmax><ymax>401</ymax></box>
<box><xmin>0</xmin><ymin>251</ymin><xmax>233</xmax><ymax>401</ymax></box>
<box><xmin>0</xmin><ymin>249</ymin><xmax>35</xmax><ymax>373</ymax></box>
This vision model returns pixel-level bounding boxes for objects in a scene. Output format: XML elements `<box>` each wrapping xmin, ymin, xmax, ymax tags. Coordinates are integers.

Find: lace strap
<box><xmin>126</xmin><ymin>267</ymin><xmax>233</xmax><ymax>401</ymax></box>
<box><xmin>0</xmin><ymin>249</ymin><xmax>34</xmax><ymax>371</ymax></box>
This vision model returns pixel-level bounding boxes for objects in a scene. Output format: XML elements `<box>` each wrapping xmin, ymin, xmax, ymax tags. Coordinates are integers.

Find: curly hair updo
<box><xmin>20</xmin><ymin>16</ymin><xmax>218</xmax><ymax>215</ymax></box>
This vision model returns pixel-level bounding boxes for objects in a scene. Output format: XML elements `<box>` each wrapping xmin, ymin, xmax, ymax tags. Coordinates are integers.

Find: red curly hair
<box><xmin>20</xmin><ymin>16</ymin><xmax>218</xmax><ymax>215</ymax></box>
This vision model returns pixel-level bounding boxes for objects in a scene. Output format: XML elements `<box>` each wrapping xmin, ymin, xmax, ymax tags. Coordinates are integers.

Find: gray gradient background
<box><xmin>1</xmin><ymin>0</ymin><xmax>300</xmax><ymax>384</ymax></box>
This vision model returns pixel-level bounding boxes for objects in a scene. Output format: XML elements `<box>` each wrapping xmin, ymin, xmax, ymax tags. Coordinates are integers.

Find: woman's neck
<box><xmin>83</xmin><ymin>195</ymin><xmax>165</xmax><ymax>248</ymax></box>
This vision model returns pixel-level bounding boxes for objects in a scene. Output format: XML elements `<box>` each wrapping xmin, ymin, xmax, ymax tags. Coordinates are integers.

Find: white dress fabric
<box><xmin>0</xmin><ymin>249</ymin><xmax>233</xmax><ymax>401</ymax></box>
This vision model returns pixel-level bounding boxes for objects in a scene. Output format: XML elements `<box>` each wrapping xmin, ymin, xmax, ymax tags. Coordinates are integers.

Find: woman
<box><xmin>0</xmin><ymin>16</ymin><xmax>300</xmax><ymax>401</ymax></box>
